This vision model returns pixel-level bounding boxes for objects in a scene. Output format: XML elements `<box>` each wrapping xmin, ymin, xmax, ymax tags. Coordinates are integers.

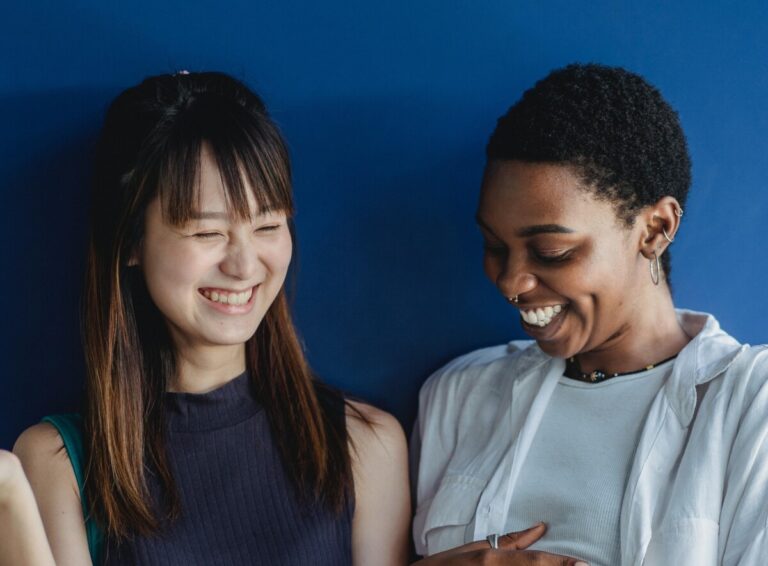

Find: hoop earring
<box><xmin>650</xmin><ymin>251</ymin><xmax>661</xmax><ymax>286</ymax></box>
<box><xmin>507</xmin><ymin>295</ymin><xmax>519</xmax><ymax>304</ymax></box>
<box><xmin>674</xmin><ymin>206</ymin><xmax>684</xmax><ymax>217</ymax></box>
<box><xmin>662</xmin><ymin>227</ymin><xmax>674</xmax><ymax>243</ymax></box>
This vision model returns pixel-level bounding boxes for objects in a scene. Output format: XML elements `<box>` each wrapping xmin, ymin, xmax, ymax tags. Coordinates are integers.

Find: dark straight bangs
<box><xmin>156</xmin><ymin>94</ymin><xmax>294</xmax><ymax>226</ymax></box>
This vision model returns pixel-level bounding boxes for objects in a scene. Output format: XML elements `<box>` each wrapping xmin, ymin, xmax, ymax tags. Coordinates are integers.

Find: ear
<box><xmin>127</xmin><ymin>247</ymin><xmax>141</xmax><ymax>267</ymax></box>
<box><xmin>638</xmin><ymin>196</ymin><xmax>683</xmax><ymax>260</ymax></box>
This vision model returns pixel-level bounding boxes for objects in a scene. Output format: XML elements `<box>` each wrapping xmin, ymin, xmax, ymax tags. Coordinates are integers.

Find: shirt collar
<box><xmin>665</xmin><ymin>309</ymin><xmax>744</xmax><ymax>426</ymax></box>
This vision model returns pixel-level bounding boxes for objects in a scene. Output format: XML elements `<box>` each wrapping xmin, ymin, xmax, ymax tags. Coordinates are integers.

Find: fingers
<box><xmin>520</xmin><ymin>550</ymin><xmax>589</xmax><ymax>566</ymax></box>
<box><xmin>416</xmin><ymin>523</ymin><xmax>548</xmax><ymax>561</ymax></box>
<box><xmin>498</xmin><ymin>522</ymin><xmax>547</xmax><ymax>550</ymax></box>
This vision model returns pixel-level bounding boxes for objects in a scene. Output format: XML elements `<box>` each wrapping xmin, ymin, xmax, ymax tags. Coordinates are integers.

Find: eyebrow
<box><xmin>517</xmin><ymin>224</ymin><xmax>576</xmax><ymax>237</ymax></box>
<box><xmin>475</xmin><ymin>216</ymin><xmax>576</xmax><ymax>238</ymax></box>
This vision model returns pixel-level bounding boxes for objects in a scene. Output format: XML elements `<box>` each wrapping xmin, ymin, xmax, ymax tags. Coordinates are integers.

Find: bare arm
<box><xmin>13</xmin><ymin>423</ymin><xmax>92</xmax><ymax>566</ymax></box>
<box><xmin>348</xmin><ymin>401</ymin><xmax>411</xmax><ymax>566</ymax></box>
<box><xmin>0</xmin><ymin>449</ymin><xmax>55</xmax><ymax>566</ymax></box>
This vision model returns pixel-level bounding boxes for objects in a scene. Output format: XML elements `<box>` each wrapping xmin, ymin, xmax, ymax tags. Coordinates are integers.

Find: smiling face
<box><xmin>477</xmin><ymin>160</ymin><xmax>651</xmax><ymax>360</ymax></box>
<box><xmin>134</xmin><ymin>147</ymin><xmax>293</xmax><ymax>355</ymax></box>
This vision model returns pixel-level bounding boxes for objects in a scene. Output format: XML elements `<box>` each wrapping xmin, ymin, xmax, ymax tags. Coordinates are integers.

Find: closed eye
<box><xmin>193</xmin><ymin>232</ymin><xmax>223</xmax><ymax>239</ymax></box>
<box><xmin>255</xmin><ymin>224</ymin><xmax>281</xmax><ymax>233</ymax></box>
<box><xmin>533</xmin><ymin>250</ymin><xmax>572</xmax><ymax>263</ymax></box>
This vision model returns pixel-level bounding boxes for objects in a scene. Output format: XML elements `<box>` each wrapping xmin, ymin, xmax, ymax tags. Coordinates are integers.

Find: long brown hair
<box><xmin>83</xmin><ymin>72</ymin><xmax>353</xmax><ymax>539</ymax></box>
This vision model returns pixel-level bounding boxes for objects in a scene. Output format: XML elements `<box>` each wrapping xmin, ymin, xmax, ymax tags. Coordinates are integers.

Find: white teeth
<box><xmin>518</xmin><ymin>304</ymin><xmax>565</xmax><ymax>328</ymax></box>
<box><xmin>203</xmin><ymin>288</ymin><xmax>253</xmax><ymax>306</ymax></box>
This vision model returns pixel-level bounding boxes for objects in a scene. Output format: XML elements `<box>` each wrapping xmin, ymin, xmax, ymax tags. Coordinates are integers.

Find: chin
<box><xmin>535</xmin><ymin>333</ymin><xmax>585</xmax><ymax>360</ymax></box>
<box><xmin>536</xmin><ymin>340</ymin><xmax>569</xmax><ymax>359</ymax></box>
<box><xmin>201</xmin><ymin>325</ymin><xmax>260</xmax><ymax>347</ymax></box>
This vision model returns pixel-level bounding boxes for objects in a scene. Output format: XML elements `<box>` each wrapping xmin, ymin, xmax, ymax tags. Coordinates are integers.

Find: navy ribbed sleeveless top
<box><xmin>103</xmin><ymin>372</ymin><xmax>353</xmax><ymax>565</ymax></box>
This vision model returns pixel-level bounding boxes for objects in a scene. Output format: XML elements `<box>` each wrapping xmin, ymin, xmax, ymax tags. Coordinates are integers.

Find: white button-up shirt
<box><xmin>412</xmin><ymin>310</ymin><xmax>768</xmax><ymax>565</ymax></box>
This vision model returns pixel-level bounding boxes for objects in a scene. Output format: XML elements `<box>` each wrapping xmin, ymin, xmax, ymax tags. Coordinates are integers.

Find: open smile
<box><xmin>198</xmin><ymin>285</ymin><xmax>258</xmax><ymax>313</ymax></box>
<box><xmin>518</xmin><ymin>304</ymin><xmax>569</xmax><ymax>339</ymax></box>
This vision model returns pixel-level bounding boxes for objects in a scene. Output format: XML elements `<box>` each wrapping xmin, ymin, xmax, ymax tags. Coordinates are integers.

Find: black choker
<box><xmin>564</xmin><ymin>354</ymin><xmax>678</xmax><ymax>383</ymax></box>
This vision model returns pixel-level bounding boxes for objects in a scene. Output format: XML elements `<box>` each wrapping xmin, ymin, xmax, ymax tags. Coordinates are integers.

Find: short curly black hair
<box><xmin>486</xmin><ymin>63</ymin><xmax>691</xmax><ymax>281</ymax></box>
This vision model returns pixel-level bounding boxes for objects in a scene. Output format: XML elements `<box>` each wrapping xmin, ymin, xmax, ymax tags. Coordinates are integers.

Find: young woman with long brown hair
<box><xmin>13</xmin><ymin>71</ymin><xmax>409</xmax><ymax>565</ymax></box>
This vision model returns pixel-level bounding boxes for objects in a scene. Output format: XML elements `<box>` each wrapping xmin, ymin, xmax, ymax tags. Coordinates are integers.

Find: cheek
<box><xmin>264</xmin><ymin>236</ymin><xmax>293</xmax><ymax>278</ymax></box>
<box><xmin>142</xmin><ymin>242</ymin><xmax>209</xmax><ymax>297</ymax></box>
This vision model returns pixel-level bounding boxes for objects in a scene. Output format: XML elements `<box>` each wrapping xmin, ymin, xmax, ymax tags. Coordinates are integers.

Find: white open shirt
<box><xmin>411</xmin><ymin>310</ymin><xmax>768</xmax><ymax>565</ymax></box>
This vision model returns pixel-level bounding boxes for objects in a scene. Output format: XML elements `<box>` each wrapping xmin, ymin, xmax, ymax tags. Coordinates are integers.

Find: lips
<box><xmin>518</xmin><ymin>304</ymin><xmax>564</xmax><ymax>327</ymax></box>
<box><xmin>199</xmin><ymin>287</ymin><xmax>254</xmax><ymax>306</ymax></box>
<box><xmin>198</xmin><ymin>285</ymin><xmax>259</xmax><ymax>313</ymax></box>
<box><xmin>519</xmin><ymin>304</ymin><xmax>568</xmax><ymax>340</ymax></box>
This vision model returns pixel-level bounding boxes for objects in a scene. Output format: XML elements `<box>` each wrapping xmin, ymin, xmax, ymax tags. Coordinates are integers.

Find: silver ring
<box><xmin>486</xmin><ymin>533</ymin><xmax>500</xmax><ymax>549</ymax></box>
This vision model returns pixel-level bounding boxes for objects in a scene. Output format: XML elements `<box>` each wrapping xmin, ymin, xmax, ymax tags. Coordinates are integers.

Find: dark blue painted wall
<box><xmin>2</xmin><ymin>1</ymin><xmax>767</xmax><ymax>447</ymax></box>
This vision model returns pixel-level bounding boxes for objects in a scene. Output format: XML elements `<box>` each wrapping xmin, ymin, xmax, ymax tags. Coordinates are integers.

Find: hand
<box><xmin>412</xmin><ymin>523</ymin><xmax>588</xmax><ymax>565</ymax></box>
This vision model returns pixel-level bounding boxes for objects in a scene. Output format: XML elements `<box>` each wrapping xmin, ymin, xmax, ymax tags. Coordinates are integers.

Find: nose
<box><xmin>494</xmin><ymin>256</ymin><xmax>538</xmax><ymax>300</ymax></box>
<box><xmin>219</xmin><ymin>236</ymin><xmax>260</xmax><ymax>280</ymax></box>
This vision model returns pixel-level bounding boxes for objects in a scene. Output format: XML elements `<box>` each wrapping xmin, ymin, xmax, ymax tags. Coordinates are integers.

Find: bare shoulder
<box><xmin>346</xmin><ymin>401</ymin><xmax>411</xmax><ymax>566</ymax></box>
<box><xmin>13</xmin><ymin>423</ymin><xmax>90</xmax><ymax>564</ymax></box>
<box><xmin>14</xmin><ymin>423</ymin><xmax>65</xmax><ymax>460</ymax></box>
<box><xmin>345</xmin><ymin>400</ymin><xmax>406</xmax><ymax>457</ymax></box>
<box><xmin>13</xmin><ymin>423</ymin><xmax>77</xmax><ymax>494</ymax></box>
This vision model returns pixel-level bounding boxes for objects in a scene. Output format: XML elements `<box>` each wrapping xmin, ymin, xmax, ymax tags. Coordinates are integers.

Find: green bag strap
<box><xmin>41</xmin><ymin>414</ymin><xmax>104</xmax><ymax>564</ymax></box>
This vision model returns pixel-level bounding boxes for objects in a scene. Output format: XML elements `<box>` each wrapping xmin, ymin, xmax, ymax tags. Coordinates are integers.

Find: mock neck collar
<box><xmin>164</xmin><ymin>371</ymin><xmax>262</xmax><ymax>432</ymax></box>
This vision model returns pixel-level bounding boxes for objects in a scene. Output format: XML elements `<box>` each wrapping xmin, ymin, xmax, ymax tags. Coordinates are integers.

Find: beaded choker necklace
<box><xmin>564</xmin><ymin>354</ymin><xmax>678</xmax><ymax>383</ymax></box>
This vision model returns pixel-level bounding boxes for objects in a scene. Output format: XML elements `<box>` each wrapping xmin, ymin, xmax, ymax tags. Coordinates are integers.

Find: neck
<box><xmin>575</xmin><ymin>286</ymin><xmax>690</xmax><ymax>375</ymax></box>
<box><xmin>170</xmin><ymin>343</ymin><xmax>247</xmax><ymax>394</ymax></box>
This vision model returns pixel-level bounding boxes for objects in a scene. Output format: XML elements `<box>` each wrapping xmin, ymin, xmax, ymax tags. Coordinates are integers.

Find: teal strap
<box><xmin>41</xmin><ymin>414</ymin><xmax>104</xmax><ymax>564</ymax></box>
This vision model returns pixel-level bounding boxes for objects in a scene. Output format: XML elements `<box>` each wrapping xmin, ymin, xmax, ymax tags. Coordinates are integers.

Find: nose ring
<box><xmin>507</xmin><ymin>295</ymin><xmax>519</xmax><ymax>304</ymax></box>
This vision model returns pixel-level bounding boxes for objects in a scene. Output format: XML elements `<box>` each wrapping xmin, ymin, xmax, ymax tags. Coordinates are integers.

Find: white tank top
<box><xmin>504</xmin><ymin>360</ymin><xmax>673</xmax><ymax>566</ymax></box>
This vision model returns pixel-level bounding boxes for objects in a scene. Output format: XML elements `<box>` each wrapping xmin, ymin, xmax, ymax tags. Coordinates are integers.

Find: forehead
<box><xmin>478</xmin><ymin>160</ymin><xmax>616</xmax><ymax>231</ymax></box>
<box><xmin>161</xmin><ymin>144</ymin><xmax>265</xmax><ymax>220</ymax></box>
<box><xmin>195</xmin><ymin>147</ymin><xmax>233</xmax><ymax>208</ymax></box>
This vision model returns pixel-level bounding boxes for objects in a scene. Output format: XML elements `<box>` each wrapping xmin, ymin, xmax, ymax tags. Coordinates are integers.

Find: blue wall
<box><xmin>3</xmin><ymin>1</ymin><xmax>767</xmax><ymax>448</ymax></box>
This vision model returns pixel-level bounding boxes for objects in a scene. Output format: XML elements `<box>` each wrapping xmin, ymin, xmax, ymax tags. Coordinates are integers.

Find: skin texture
<box><xmin>0</xmin><ymin>449</ymin><xmax>55</xmax><ymax>566</ymax></box>
<box><xmin>412</xmin><ymin>524</ymin><xmax>585</xmax><ymax>565</ymax></box>
<box><xmin>348</xmin><ymin>401</ymin><xmax>411</xmax><ymax>566</ymax></box>
<box><xmin>13</xmin><ymin>426</ymin><xmax>90</xmax><ymax>565</ymax></box>
<box><xmin>477</xmin><ymin>160</ymin><xmax>689</xmax><ymax>375</ymax></box>
<box><xmin>14</xmin><ymin>146</ymin><xmax>410</xmax><ymax>565</ymax></box>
